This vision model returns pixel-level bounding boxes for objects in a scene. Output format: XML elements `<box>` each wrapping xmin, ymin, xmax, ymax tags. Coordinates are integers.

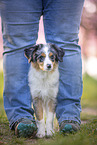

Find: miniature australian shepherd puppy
<box><xmin>24</xmin><ymin>43</ymin><xmax>64</xmax><ymax>138</ymax></box>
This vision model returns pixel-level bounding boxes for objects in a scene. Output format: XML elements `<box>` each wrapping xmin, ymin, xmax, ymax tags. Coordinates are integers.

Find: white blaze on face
<box><xmin>43</xmin><ymin>46</ymin><xmax>53</xmax><ymax>71</ymax></box>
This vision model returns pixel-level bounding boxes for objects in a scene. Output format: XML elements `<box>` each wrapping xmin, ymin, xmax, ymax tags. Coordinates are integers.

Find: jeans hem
<box><xmin>10</xmin><ymin>115</ymin><xmax>35</xmax><ymax>130</ymax></box>
<box><xmin>58</xmin><ymin>117</ymin><xmax>81</xmax><ymax>126</ymax></box>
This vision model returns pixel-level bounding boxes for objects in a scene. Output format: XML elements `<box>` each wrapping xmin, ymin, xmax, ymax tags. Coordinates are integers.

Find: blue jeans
<box><xmin>1</xmin><ymin>0</ymin><xmax>84</xmax><ymax>129</ymax></box>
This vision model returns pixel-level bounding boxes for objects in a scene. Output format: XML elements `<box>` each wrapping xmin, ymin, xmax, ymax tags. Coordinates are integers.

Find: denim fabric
<box><xmin>1</xmin><ymin>0</ymin><xmax>84</xmax><ymax>128</ymax></box>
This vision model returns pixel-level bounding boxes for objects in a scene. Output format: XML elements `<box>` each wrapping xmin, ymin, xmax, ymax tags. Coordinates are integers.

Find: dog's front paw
<box><xmin>46</xmin><ymin>128</ymin><xmax>55</xmax><ymax>137</ymax></box>
<box><xmin>36</xmin><ymin>129</ymin><xmax>45</xmax><ymax>138</ymax></box>
<box><xmin>36</xmin><ymin>120</ymin><xmax>45</xmax><ymax>138</ymax></box>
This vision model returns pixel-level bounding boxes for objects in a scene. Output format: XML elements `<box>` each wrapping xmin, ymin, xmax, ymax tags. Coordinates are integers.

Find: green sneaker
<box><xmin>60</xmin><ymin>120</ymin><xmax>80</xmax><ymax>134</ymax></box>
<box><xmin>14</xmin><ymin>118</ymin><xmax>37</xmax><ymax>137</ymax></box>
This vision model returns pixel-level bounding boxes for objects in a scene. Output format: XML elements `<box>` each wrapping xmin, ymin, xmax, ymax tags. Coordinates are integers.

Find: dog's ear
<box><xmin>24</xmin><ymin>47</ymin><xmax>33</xmax><ymax>62</ymax></box>
<box><xmin>24</xmin><ymin>44</ymin><xmax>43</xmax><ymax>63</ymax></box>
<box><xmin>24</xmin><ymin>47</ymin><xmax>36</xmax><ymax>63</ymax></box>
<box><xmin>50</xmin><ymin>44</ymin><xmax>65</xmax><ymax>62</ymax></box>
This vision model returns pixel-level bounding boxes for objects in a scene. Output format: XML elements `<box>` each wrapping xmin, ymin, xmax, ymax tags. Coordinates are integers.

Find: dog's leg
<box><xmin>46</xmin><ymin>99</ymin><xmax>56</xmax><ymax>137</ymax></box>
<box><xmin>33</xmin><ymin>97</ymin><xmax>45</xmax><ymax>138</ymax></box>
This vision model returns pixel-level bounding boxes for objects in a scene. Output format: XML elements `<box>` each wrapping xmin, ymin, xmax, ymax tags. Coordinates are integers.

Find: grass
<box><xmin>81</xmin><ymin>74</ymin><xmax>97</xmax><ymax>109</ymax></box>
<box><xmin>0</xmin><ymin>71</ymin><xmax>97</xmax><ymax>145</ymax></box>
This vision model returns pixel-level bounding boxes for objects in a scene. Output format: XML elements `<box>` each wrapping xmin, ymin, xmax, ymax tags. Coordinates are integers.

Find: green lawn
<box><xmin>81</xmin><ymin>74</ymin><xmax>97</xmax><ymax>109</ymax></box>
<box><xmin>0</xmin><ymin>71</ymin><xmax>97</xmax><ymax>145</ymax></box>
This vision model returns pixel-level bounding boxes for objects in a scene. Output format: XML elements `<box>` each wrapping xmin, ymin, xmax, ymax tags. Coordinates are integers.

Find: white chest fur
<box><xmin>28</xmin><ymin>64</ymin><xmax>59</xmax><ymax>101</ymax></box>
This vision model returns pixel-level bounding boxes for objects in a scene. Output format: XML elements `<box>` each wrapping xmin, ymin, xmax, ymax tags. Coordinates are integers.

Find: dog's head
<box><xmin>24</xmin><ymin>43</ymin><xmax>65</xmax><ymax>71</ymax></box>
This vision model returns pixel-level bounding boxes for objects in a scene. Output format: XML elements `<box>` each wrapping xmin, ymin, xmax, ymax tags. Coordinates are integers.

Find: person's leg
<box><xmin>1</xmin><ymin>0</ymin><xmax>42</xmax><ymax>134</ymax></box>
<box><xmin>43</xmin><ymin>0</ymin><xmax>84</xmax><ymax>132</ymax></box>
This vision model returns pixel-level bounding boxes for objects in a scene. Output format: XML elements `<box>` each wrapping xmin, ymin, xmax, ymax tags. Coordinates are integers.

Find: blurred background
<box><xmin>0</xmin><ymin>0</ymin><xmax>97</xmax><ymax>123</ymax></box>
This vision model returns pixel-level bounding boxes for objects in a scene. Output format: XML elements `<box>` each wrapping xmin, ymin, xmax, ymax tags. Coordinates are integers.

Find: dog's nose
<box><xmin>47</xmin><ymin>64</ymin><xmax>51</xmax><ymax>69</ymax></box>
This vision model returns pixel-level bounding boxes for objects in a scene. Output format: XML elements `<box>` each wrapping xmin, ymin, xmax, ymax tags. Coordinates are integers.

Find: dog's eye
<box><xmin>39</xmin><ymin>56</ymin><xmax>45</xmax><ymax>62</ymax></box>
<box><xmin>50</xmin><ymin>55</ymin><xmax>54</xmax><ymax>61</ymax></box>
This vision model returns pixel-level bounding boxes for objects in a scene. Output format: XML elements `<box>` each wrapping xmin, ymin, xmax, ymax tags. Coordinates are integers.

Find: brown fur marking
<box><xmin>41</xmin><ymin>53</ymin><xmax>46</xmax><ymax>57</ymax></box>
<box><xmin>33</xmin><ymin>97</ymin><xmax>43</xmax><ymax>121</ymax></box>
<box><xmin>48</xmin><ymin>99</ymin><xmax>56</xmax><ymax>113</ymax></box>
